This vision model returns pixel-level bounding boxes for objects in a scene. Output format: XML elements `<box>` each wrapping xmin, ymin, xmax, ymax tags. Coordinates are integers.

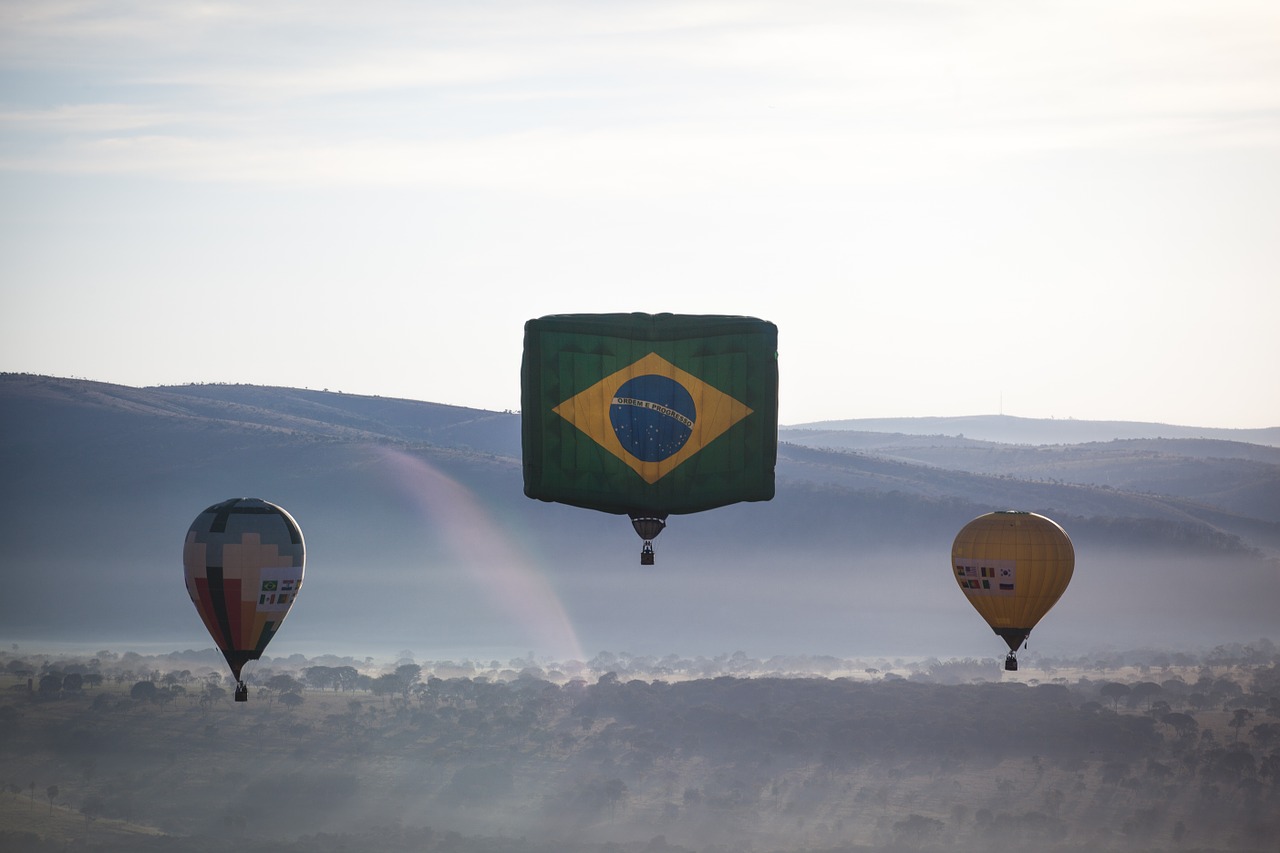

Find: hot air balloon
<box><xmin>522</xmin><ymin>313</ymin><xmax>778</xmax><ymax>564</ymax></box>
<box><xmin>183</xmin><ymin>498</ymin><xmax>305</xmax><ymax>701</ymax></box>
<box><xmin>951</xmin><ymin>510</ymin><xmax>1074</xmax><ymax>671</ymax></box>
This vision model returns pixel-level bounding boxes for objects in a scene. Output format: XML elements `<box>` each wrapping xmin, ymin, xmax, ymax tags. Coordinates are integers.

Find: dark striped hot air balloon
<box><xmin>522</xmin><ymin>313</ymin><xmax>778</xmax><ymax>564</ymax></box>
<box><xmin>183</xmin><ymin>498</ymin><xmax>305</xmax><ymax>701</ymax></box>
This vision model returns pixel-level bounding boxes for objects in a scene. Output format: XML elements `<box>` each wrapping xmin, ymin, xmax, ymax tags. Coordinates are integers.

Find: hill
<box><xmin>1</xmin><ymin>373</ymin><xmax>1277</xmax><ymax>662</ymax></box>
<box><xmin>784</xmin><ymin>414</ymin><xmax>1280</xmax><ymax>447</ymax></box>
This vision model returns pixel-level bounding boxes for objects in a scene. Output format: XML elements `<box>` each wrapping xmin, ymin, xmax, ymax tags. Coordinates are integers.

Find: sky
<box><xmin>2</xmin><ymin>1</ymin><xmax>1278</xmax><ymax>429</ymax></box>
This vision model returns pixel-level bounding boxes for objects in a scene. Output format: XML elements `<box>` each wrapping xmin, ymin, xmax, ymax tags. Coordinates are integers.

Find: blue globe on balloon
<box><xmin>610</xmin><ymin>375</ymin><xmax>697</xmax><ymax>462</ymax></box>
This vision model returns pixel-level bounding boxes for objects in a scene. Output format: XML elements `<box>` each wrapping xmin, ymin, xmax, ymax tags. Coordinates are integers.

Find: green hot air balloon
<box><xmin>522</xmin><ymin>313</ymin><xmax>778</xmax><ymax>563</ymax></box>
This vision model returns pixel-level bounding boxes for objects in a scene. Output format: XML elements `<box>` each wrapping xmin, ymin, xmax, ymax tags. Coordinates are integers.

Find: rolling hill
<box><xmin>1</xmin><ymin>373</ymin><xmax>1276</xmax><ymax>662</ymax></box>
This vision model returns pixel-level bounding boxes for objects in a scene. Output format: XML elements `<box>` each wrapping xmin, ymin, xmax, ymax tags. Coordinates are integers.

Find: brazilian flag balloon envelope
<box><xmin>183</xmin><ymin>498</ymin><xmax>306</xmax><ymax>701</ymax></box>
<box><xmin>522</xmin><ymin>313</ymin><xmax>778</xmax><ymax>564</ymax></box>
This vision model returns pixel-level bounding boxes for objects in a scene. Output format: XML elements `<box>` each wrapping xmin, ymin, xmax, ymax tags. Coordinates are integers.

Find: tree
<box><xmin>303</xmin><ymin>666</ymin><xmax>336</xmax><ymax>691</ymax></box>
<box><xmin>162</xmin><ymin>670</ymin><xmax>192</xmax><ymax>687</ymax></box>
<box><xmin>1129</xmin><ymin>681</ymin><xmax>1163</xmax><ymax>710</ymax></box>
<box><xmin>894</xmin><ymin>813</ymin><xmax>944</xmax><ymax>846</ymax></box>
<box><xmin>1250</xmin><ymin>664</ymin><xmax>1280</xmax><ymax>700</ymax></box>
<box><xmin>46</xmin><ymin>785</ymin><xmax>58</xmax><ymax>813</ymax></box>
<box><xmin>1230</xmin><ymin>708</ymin><xmax>1255</xmax><ymax>742</ymax></box>
<box><xmin>1161</xmin><ymin>711</ymin><xmax>1198</xmax><ymax>740</ymax></box>
<box><xmin>371</xmin><ymin>673</ymin><xmax>401</xmax><ymax>700</ymax></box>
<box><xmin>155</xmin><ymin>686</ymin><xmax>179</xmax><ymax>710</ymax></box>
<box><xmin>1205</xmin><ymin>748</ymin><xmax>1256</xmax><ymax>783</ymax></box>
<box><xmin>279</xmin><ymin>692</ymin><xmax>305</xmax><ymax>711</ymax></box>
<box><xmin>394</xmin><ymin>664</ymin><xmax>422</xmax><ymax>697</ymax></box>
<box><xmin>1211</xmin><ymin>676</ymin><xmax>1244</xmax><ymax>708</ymax></box>
<box><xmin>1250</xmin><ymin>721</ymin><xmax>1280</xmax><ymax>749</ymax></box>
<box><xmin>38</xmin><ymin>673</ymin><xmax>64</xmax><ymax>698</ymax></box>
<box><xmin>603</xmin><ymin>778</ymin><xmax>627</xmax><ymax>817</ymax></box>
<box><xmin>130</xmin><ymin>680</ymin><xmax>158</xmax><ymax>703</ymax></box>
<box><xmin>329</xmin><ymin>666</ymin><xmax>360</xmax><ymax>692</ymax></box>
<box><xmin>1100</xmin><ymin>682</ymin><xmax>1131</xmax><ymax>710</ymax></box>
<box><xmin>267</xmin><ymin>674</ymin><xmax>304</xmax><ymax>696</ymax></box>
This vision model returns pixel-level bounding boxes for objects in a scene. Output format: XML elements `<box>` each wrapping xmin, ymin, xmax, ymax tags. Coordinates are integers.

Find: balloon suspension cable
<box><xmin>234</xmin><ymin>681</ymin><xmax>249</xmax><ymax>702</ymax></box>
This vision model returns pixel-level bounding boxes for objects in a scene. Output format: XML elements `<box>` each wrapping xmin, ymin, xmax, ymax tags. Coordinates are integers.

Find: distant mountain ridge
<box><xmin>151</xmin><ymin>381</ymin><xmax>521</xmax><ymax>456</ymax></box>
<box><xmin>4</xmin><ymin>373</ymin><xmax>1277</xmax><ymax>546</ymax></box>
<box><xmin>785</xmin><ymin>414</ymin><xmax>1280</xmax><ymax>447</ymax></box>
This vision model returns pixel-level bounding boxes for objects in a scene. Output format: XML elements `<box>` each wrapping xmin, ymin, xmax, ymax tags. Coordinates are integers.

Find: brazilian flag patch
<box><xmin>522</xmin><ymin>313</ymin><xmax>778</xmax><ymax>516</ymax></box>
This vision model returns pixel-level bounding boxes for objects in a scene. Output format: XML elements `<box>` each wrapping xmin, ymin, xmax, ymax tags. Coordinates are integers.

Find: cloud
<box><xmin>3</xmin><ymin>1</ymin><xmax>1279</xmax><ymax>195</ymax></box>
<box><xmin>0</xmin><ymin>103</ymin><xmax>187</xmax><ymax>133</ymax></box>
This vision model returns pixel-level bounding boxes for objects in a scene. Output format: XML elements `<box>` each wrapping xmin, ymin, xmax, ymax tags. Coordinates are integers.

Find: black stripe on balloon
<box><xmin>209</xmin><ymin>502</ymin><xmax>295</xmax><ymax>539</ymax></box>
<box><xmin>254</xmin><ymin>621</ymin><xmax>277</xmax><ymax>655</ymax></box>
<box><xmin>269</xmin><ymin>507</ymin><xmax>303</xmax><ymax>545</ymax></box>
<box><xmin>206</xmin><ymin>566</ymin><xmax>237</xmax><ymax>650</ymax></box>
<box><xmin>206</xmin><ymin>499</ymin><xmax>239</xmax><ymax>534</ymax></box>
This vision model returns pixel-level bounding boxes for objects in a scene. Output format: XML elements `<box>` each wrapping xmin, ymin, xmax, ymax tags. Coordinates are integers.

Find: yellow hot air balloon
<box><xmin>951</xmin><ymin>510</ymin><xmax>1074</xmax><ymax>671</ymax></box>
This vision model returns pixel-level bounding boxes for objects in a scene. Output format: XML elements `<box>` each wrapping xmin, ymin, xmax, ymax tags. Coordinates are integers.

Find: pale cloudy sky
<box><xmin>3</xmin><ymin>1</ymin><xmax>1278</xmax><ymax>428</ymax></box>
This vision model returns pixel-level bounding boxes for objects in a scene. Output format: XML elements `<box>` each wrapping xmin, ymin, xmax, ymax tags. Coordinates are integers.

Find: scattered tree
<box><xmin>1230</xmin><ymin>709</ymin><xmax>1255</xmax><ymax>742</ymax></box>
<box><xmin>130</xmin><ymin>680</ymin><xmax>158</xmax><ymax>703</ymax></box>
<box><xmin>604</xmin><ymin>778</ymin><xmax>627</xmax><ymax>817</ymax></box>
<box><xmin>1101</xmin><ymin>682</ymin><xmax>1131</xmax><ymax>710</ymax></box>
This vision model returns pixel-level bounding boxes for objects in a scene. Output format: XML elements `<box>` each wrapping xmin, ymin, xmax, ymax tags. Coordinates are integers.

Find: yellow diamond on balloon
<box><xmin>553</xmin><ymin>352</ymin><xmax>753</xmax><ymax>484</ymax></box>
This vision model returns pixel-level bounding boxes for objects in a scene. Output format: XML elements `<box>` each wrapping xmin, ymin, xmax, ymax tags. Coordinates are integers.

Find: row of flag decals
<box><xmin>257</xmin><ymin>572</ymin><xmax>303</xmax><ymax>611</ymax></box>
<box><xmin>954</xmin><ymin>559</ymin><xmax>1015</xmax><ymax>595</ymax></box>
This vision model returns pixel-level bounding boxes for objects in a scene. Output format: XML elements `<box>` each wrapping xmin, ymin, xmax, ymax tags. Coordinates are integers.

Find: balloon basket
<box><xmin>640</xmin><ymin>541</ymin><xmax>655</xmax><ymax>566</ymax></box>
<box><xmin>235</xmin><ymin>682</ymin><xmax>249</xmax><ymax>702</ymax></box>
<box><xmin>1004</xmin><ymin>652</ymin><xmax>1018</xmax><ymax>672</ymax></box>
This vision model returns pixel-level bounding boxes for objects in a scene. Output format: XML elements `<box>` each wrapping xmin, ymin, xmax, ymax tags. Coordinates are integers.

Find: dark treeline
<box><xmin>2</xmin><ymin>646</ymin><xmax>1279</xmax><ymax>853</ymax></box>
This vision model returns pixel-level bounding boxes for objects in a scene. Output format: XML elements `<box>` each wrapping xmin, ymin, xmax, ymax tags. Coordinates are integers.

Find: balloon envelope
<box><xmin>183</xmin><ymin>498</ymin><xmax>305</xmax><ymax>682</ymax></box>
<box><xmin>951</xmin><ymin>510</ymin><xmax>1074</xmax><ymax>654</ymax></box>
<box><xmin>521</xmin><ymin>312</ymin><xmax>778</xmax><ymax>517</ymax></box>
